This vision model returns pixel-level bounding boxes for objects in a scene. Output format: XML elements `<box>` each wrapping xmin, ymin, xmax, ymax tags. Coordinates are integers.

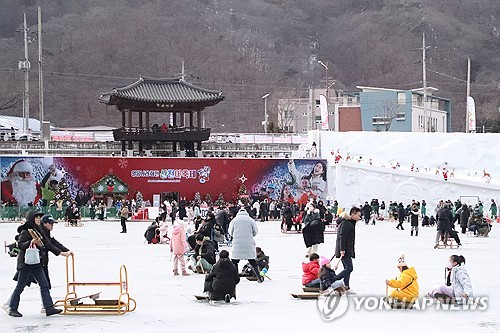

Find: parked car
<box><xmin>14</xmin><ymin>132</ymin><xmax>39</xmax><ymax>141</ymax></box>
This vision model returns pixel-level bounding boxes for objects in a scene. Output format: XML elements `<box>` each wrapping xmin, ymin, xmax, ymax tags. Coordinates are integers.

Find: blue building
<box><xmin>357</xmin><ymin>86</ymin><xmax>451</xmax><ymax>132</ymax></box>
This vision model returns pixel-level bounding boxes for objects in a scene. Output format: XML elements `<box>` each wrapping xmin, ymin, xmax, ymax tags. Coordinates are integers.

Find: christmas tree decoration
<box><xmin>204</xmin><ymin>193</ymin><xmax>212</xmax><ymax>205</ymax></box>
<box><xmin>215</xmin><ymin>193</ymin><xmax>226</xmax><ymax>207</ymax></box>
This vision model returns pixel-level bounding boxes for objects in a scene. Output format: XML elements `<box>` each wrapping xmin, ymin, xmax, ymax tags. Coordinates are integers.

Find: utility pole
<box><xmin>466</xmin><ymin>57</ymin><xmax>471</xmax><ymax>132</ymax></box>
<box><xmin>20</xmin><ymin>13</ymin><xmax>31</xmax><ymax>132</ymax></box>
<box><xmin>422</xmin><ymin>32</ymin><xmax>428</xmax><ymax>132</ymax></box>
<box><xmin>38</xmin><ymin>6</ymin><xmax>44</xmax><ymax>137</ymax></box>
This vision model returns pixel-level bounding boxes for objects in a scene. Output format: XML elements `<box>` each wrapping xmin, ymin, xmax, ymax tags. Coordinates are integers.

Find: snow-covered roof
<box><xmin>0</xmin><ymin>115</ymin><xmax>41</xmax><ymax>132</ymax></box>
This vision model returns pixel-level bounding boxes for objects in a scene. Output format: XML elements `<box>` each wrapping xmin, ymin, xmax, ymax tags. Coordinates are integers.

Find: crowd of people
<box><xmin>3</xmin><ymin>189</ymin><xmax>493</xmax><ymax>315</ymax></box>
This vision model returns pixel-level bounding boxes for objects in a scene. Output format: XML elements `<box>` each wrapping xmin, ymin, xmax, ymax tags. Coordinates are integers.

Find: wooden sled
<box><xmin>291</xmin><ymin>293</ymin><xmax>321</xmax><ymax>299</ymax></box>
<box><xmin>194</xmin><ymin>293</ymin><xmax>236</xmax><ymax>302</ymax></box>
<box><xmin>386</xmin><ymin>299</ymin><xmax>415</xmax><ymax>309</ymax></box>
<box><xmin>324</xmin><ymin>224</ymin><xmax>338</xmax><ymax>234</ymax></box>
<box><xmin>245</xmin><ymin>274</ymin><xmax>271</xmax><ymax>281</ymax></box>
<box><xmin>434</xmin><ymin>293</ymin><xmax>457</xmax><ymax>304</ymax></box>
<box><xmin>434</xmin><ymin>238</ymin><xmax>459</xmax><ymax>249</ymax></box>
<box><xmin>64</xmin><ymin>220</ymin><xmax>84</xmax><ymax>227</ymax></box>
<box><xmin>54</xmin><ymin>254</ymin><xmax>136</xmax><ymax>315</ymax></box>
<box><xmin>194</xmin><ymin>295</ymin><xmax>209</xmax><ymax>300</ymax></box>
<box><xmin>281</xmin><ymin>228</ymin><xmax>301</xmax><ymax>234</ymax></box>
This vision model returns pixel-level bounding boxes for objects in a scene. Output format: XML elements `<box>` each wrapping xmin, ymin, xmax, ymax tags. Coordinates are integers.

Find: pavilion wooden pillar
<box><xmin>189</xmin><ymin>112</ymin><xmax>194</xmax><ymax>129</ymax></box>
<box><xmin>197</xmin><ymin>110</ymin><xmax>202</xmax><ymax>151</ymax></box>
<box><xmin>180</xmin><ymin>111</ymin><xmax>185</xmax><ymax>127</ymax></box>
<box><xmin>146</xmin><ymin>111</ymin><xmax>150</xmax><ymax>130</ymax></box>
<box><xmin>127</xmin><ymin>109</ymin><xmax>133</xmax><ymax>150</ymax></box>
<box><xmin>172</xmin><ymin>112</ymin><xmax>177</xmax><ymax>128</ymax></box>
<box><xmin>121</xmin><ymin>110</ymin><xmax>126</xmax><ymax>153</ymax></box>
<box><xmin>138</xmin><ymin>111</ymin><xmax>143</xmax><ymax>154</ymax></box>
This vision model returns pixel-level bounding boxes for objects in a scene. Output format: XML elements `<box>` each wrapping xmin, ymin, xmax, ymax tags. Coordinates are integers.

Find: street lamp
<box><xmin>262</xmin><ymin>93</ymin><xmax>270</xmax><ymax>134</ymax></box>
<box><xmin>318</xmin><ymin>60</ymin><xmax>329</xmax><ymax>100</ymax></box>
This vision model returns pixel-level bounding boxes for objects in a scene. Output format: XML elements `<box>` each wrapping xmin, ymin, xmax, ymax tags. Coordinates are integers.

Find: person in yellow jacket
<box><xmin>385</xmin><ymin>253</ymin><xmax>419</xmax><ymax>303</ymax></box>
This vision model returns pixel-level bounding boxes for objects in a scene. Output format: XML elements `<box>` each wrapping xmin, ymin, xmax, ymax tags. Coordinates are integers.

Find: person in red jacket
<box><xmin>302</xmin><ymin>253</ymin><xmax>320</xmax><ymax>287</ymax></box>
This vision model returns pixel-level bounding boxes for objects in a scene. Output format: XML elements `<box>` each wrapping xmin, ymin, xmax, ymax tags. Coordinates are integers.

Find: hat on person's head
<box><xmin>319</xmin><ymin>256</ymin><xmax>330</xmax><ymax>267</ymax></box>
<box><xmin>41</xmin><ymin>215</ymin><xmax>57</xmax><ymax>224</ymax></box>
<box><xmin>396</xmin><ymin>253</ymin><xmax>407</xmax><ymax>267</ymax></box>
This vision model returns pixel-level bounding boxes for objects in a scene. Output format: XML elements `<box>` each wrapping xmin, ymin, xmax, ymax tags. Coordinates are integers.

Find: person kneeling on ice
<box><xmin>385</xmin><ymin>254</ymin><xmax>419</xmax><ymax>303</ymax></box>
<box><xmin>427</xmin><ymin>255</ymin><xmax>473</xmax><ymax>304</ymax></box>
<box><xmin>188</xmin><ymin>233</ymin><xmax>216</xmax><ymax>274</ymax></box>
<box><xmin>241</xmin><ymin>247</ymin><xmax>270</xmax><ymax>278</ymax></box>
<box><xmin>318</xmin><ymin>256</ymin><xmax>346</xmax><ymax>294</ymax></box>
<box><xmin>302</xmin><ymin>253</ymin><xmax>321</xmax><ymax>288</ymax></box>
<box><xmin>204</xmin><ymin>250</ymin><xmax>240</xmax><ymax>303</ymax></box>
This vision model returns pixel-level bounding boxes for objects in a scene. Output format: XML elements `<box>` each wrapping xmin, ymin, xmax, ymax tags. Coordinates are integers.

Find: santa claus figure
<box><xmin>1</xmin><ymin>160</ymin><xmax>41</xmax><ymax>207</ymax></box>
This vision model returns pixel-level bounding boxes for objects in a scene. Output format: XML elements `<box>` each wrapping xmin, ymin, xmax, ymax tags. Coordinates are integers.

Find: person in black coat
<box><xmin>396</xmin><ymin>203</ymin><xmax>406</xmax><ymax>230</ymax></box>
<box><xmin>458</xmin><ymin>204</ymin><xmax>471</xmax><ymax>234</ymax></box>
<box><xmin>324</xmin><ymin>209</ymin><xmax>333</xmax><ymax>225</ymax></box>
<box><xmin>204</xmin><ymin>250</ymin><xmax>240</xmax><ymax>302</ymax></box>
<box><xmin>334</xmin><ymin>206</ymin><xmax>361</xmax><ymax>290</ymax></box>
<box><xmin>361</xmin><ymin>202</ymin><xmax>372</xmax><ymax>225</ymax></box>
<box><xmin>282</xmin><ymin>203</ymin><xmax>293</xmax><ymax>231</ymax></box>
<box><xmin>39</xmin><ymin>215</ymin><xmax>71</xmax><ymax>290</ymax></box>
<box><xmin>409</xmin><ymin>204</ymin><xmax>420</xmax><ymax>236</ymax></box>
<box><xmin>302</xmin><ymin>204</ymin><xmax>324</xmax><ymax>257</ymax></box>
<box><xmin>434</xmin><ymin>204</ymin><xmax>453</xmax><ymax>247</ymax></box>
<box><xmin>7</xmin><ymin>211</ymin><xmax>68</xmax><ymax>317</ymax></box>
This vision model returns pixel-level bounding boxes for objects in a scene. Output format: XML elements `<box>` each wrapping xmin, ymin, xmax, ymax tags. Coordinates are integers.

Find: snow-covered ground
<box><xmin>1</xmin><ymin>218</ymin><xmax>498</xmax><ymax>332</ymax></box>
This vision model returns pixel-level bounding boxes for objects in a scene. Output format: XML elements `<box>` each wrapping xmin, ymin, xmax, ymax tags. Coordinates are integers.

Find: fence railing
<box><xmin>0</xmin><ymin>206</ymin><xmax>119</xmax><ymax>221</ymax></box>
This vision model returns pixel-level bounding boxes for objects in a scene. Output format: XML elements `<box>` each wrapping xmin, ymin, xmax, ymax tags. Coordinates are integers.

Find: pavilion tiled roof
<box><xmin>99</xmin><ymin>77</ymin><xmax>224</xmax><ymax>104</ymax></box>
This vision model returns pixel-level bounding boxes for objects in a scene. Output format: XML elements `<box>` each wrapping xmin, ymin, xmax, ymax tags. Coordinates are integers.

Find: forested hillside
<box><xmin>0</xmin><ymin>0</ymin><xmax>498</xmax><ymax>132</ymax></box>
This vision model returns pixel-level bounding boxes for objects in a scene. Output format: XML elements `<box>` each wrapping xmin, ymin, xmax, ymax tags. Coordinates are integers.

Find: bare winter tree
<box><xmin>373</xmin><ymin>101</ymin><xmax>402</xmax><ymax>131</ymax></box>
<box><xmin>276</xmin><ymin>89</ymin><xmax>301</xmax><ymax>132</ymax></box>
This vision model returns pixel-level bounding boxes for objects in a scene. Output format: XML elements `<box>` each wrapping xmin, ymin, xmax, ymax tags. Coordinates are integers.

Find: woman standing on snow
<box><xmin>302</xmin><ymin>203</ymin><xmax>324</xmax><ymax>258</ymax></box>
<box><xmin>410</xmin><ymin>204</ymin><xmax>420</xmax><ymax>236</ymax></box>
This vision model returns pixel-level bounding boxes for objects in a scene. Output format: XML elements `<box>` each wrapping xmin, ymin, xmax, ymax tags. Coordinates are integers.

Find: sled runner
<box><xmin>194</xmin><ymin>295</ymin><xmax>209</xmax><ymax>301</ymax></box>
<box><xmin>385</xmin><ymin>298</ymin><xmax>414</xmax><ymax>309</ymax></box>
<box><xmin>434</xmin><ymin>293</ymin><xmax>457</xmax><ymax>304</ymax></box>
<box><xmin>291</xmin><ymin>293</ymin><xmax>321</xmax><ymax>299</ymax></box>
<box><xmin>302</xmin><ymin>287</ymin><xmax>320</xmax><ymax>292</ymax></box>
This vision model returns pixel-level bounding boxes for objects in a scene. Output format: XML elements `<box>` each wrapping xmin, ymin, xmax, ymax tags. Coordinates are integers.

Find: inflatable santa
<box><xmin>1</xmin><ymin>160</ymin><xmax>41</xmax><ymax>206</ymax></box>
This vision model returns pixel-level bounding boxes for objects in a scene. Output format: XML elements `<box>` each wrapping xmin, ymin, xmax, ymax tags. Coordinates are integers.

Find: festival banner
<box><xmin>0</xmin><ymin>156</ymin><xmax>327</xmax><ymax>208</ymax></box>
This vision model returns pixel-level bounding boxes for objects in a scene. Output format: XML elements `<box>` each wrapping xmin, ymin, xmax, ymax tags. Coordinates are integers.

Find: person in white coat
<box><xmin>228</xmin><ymin>207</ymin><xmax>263</xmax><ymax>282</ymax></box>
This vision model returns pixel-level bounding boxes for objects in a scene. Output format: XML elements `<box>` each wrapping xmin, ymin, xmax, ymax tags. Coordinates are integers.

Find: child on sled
<box><xmin>427</xmin><ymin>255</ymin><xmax>473</xmax><ymax>304</ymax></box>
<box><xmin>302</xmin><ymin>253</ymin><xmax>320</xmax><ymax>288</ymax></box>
<box><xmin>318</xmin><ymin>256</ymin><xmax>346</xmax><ymax>294</ymax></box>
<box><xmin>241</xmin><ymin>247</ymin><xmax>270</xmax><ymax>277</ymax></box>
<box><xmin>385</xmin><ymin>254</ymin><xmax>419</xmax><ymax>303</ymax></box>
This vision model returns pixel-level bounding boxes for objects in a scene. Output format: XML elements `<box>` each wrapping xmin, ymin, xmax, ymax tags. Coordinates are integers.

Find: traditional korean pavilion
<box><xmin>99</xmin><ymin>77</ymin><xmax>224</xmax><ymax>156</ymax></box>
